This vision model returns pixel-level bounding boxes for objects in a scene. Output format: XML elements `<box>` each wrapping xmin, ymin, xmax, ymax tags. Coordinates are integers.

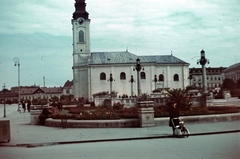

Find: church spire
<box><xmin>72</xmin><ymin>0</ymin><xmax>89</xmax><ymax>20</ymax></box>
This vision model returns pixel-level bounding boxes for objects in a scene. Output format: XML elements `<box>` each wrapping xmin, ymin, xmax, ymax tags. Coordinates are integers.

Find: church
<box><xmin>72</xmin><ymin>0</ymin><xmax>190</xmax><ymax>101</ymax></box>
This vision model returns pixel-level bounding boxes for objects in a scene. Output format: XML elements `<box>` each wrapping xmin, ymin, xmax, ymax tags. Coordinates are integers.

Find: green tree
<box><xmin>237</xmin><ymin>79</ymin><xmax>240</xmax><ymax>89</ymax></box>
<box><xmin>51</xmin><ymin>96</ymin><xmax>59</xmax><ymax>102</ymax></box>
<box><xmin>221</xmin><ymin>78</ymin><xmax>237</xmax><ymax>90</ymax></box>
<box><xmin>166</xmin><ymin>88</ymin><xmax>191</xmax><ymax>110</ymax></box>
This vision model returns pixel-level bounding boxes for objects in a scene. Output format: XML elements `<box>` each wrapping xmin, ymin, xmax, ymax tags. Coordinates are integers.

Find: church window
<box><xmin>79</xmin><ymin>30</ymin><xmax>84</xmax><ymax>42</ymax></box>
<box><xmin>159</xmin><ymin>74</ymin><xmax>164</xmax><ymax>81</ymax></box>
<box><xmin>120</xmin><ymin>72</ymin><xmax>126</xmax><ymax>80</ymax></box>
<box><xmin>140</xmin><ymin>72</ymin><xmax>146</xmax><ymax>79</ymax></box>
<box><xmin>100</xmin><ymin>72</ymin><xmax>106</xmax><ymax>80</ymax></box>
<box><xmin>173</xmin><ymin>74</ymin><xmax>179</xmax><ymax>81</ymax></box>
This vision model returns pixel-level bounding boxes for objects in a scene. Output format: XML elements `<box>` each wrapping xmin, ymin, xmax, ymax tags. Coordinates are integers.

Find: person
<box><xmin>169</xmin><ymin>101</ymin><xmax>180</xmax><ymax>135</ymax></box>
<box><xmin>18</xmin><ymin>103</ymin><xmax>21</xmax><ymax>113</ymax></box>
<box><xmin>27</xmin><ymin>100</ymin><xmax>31</xmax><ymax>112</ymax></box>
<box><xmin>58</xmin><ymin>101</ymin><xmax>63</xmax><ymax>111</ymax></box>
<box><xmin>51</xmin><ymin>106</ymin><xmax>59</xmax><ymax>115</ymax></box>
<box><xmin>22</xmin><ymin>100</ymin><xmax>26</xmax><ymax>113</ymax></box>
<box><xmin>39</xmin><ymin>108</ymin><xmax>52</xmax><ymax>125</ymax></box>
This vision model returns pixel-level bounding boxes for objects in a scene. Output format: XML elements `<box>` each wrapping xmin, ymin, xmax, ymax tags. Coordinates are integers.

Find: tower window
<box><xmin>140</xmin><ymin>72</ymin><xmax>146</xmax><ymax>79</ymax></box>
<box><xmin>79</xmin><ymin>30</ymin><xmax>84</xmax><ymax>43</ymax></box>
<box><xmin>159</xmin><ymin>74</ymin><xmax>164</xmax><ymax>81</ymax></box>
<box><xmin>120</xmin><ymin>72</ymin><xmax>126</xmax><ymax>80</ymax></box>
<box><xmin>100</xmin><ymin>72</ymin><xmax>106</xmax><ymax>80</ymax></box>
<box><xmin>173</xmin><ymin>74</ymin><xmax>179</xmax><ymax>81</ymax></box>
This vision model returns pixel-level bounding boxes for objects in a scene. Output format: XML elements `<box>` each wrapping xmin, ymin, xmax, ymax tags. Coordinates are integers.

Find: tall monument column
<box><xmin>72</xmin><ymin>0</ymin><xmax>91</xmax><ymax>100</ymax></box>
<box><xmin>197</xmin><ymin>49</ymin><xmax>209</xmax><ymax>107</ymax></box>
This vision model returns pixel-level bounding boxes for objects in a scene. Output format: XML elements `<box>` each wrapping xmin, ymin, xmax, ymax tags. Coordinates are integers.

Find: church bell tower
<box><xmin>72</xmin><ymin>0</ymin><xmax>91</xmax><ymax>100</ymax></box>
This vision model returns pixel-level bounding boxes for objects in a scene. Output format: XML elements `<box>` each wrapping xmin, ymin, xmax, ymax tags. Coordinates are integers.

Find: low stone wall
<box><xmin>30</xmin><ymin>110</ymin><xmax>42</xmax><ymax>125</ymax></box>
<box><xmin>138</xmin><ymin>101</ymin><xmax>155</xmax><ymax>127</ymax></box>
<box><xmin>45</xmin><ymin>113</ymin><xmax>240</xmax><ymax>128</ymax></box>
<box><xmin>45</xmin><ymin>118</ymin><xmax>139</xmax><ymax>128</ymax></box>
<box><xmin>154</xmin><ymin>113</ymin><xmax>240</xmax><ymax>126</ymax></box>
<box><xmin>30</xmin><ymin>105</ymin><xmax>49</xmax><ymax>125</ymax></box>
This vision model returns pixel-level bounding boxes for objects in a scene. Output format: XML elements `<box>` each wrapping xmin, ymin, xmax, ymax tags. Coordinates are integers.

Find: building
<box><xmin>189</xmin><ymin>67</ymin><xmax>226</xmax><ymax>92</ymax></box>
<box><xmin>223</xmin><ymin>62</ymin><xmax>240</xmax><ymax>82</ymax></box>
<box><xmin>0</xmin><ymin>86</ymin><xmax>63</xmax><ymax>104</ymax></box>
<box><xmin>72</xmin><ymin>0</ymin><xmax>190</xmax><ymax>100</ymax></box>
<box><xmin>62</xmin><ymin>80</ymin><xmax>74</xmax><ymax>96</ymax></box>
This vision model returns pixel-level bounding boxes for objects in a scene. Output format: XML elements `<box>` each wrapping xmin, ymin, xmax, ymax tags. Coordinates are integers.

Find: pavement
<box><xmin>0</xmin><ymin>104</ymin><xmax>240</xmax><ymax>148</ymax></box>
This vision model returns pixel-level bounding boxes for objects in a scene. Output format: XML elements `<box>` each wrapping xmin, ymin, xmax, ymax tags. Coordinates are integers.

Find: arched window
<box><xmin>159</xmin><ymin>74</ymin><xmax>164</xmax><ymax>81</ymax></box>
<box><xmin>140</xmin><ymin>72</ymin><xmax>146</xmax><ymax>79</ymax></box>
<box><xmin>120</xmin><ymin>72</ymin><xmax>126</xmax><ymax>80</ymax></box>
<box><xmin>79</xmin><ymin>30</ymin><xmax>84</xmax><ymax>42</ymax></box>
<box><xmin>100</xmin><ymin>72</ymin><xmax>106</xmax><ymax>80</ymax></box>
<box><xmin>173</xmin><ymin>74</ymin><xmax>179</xmax><ymax>81</ymax></box>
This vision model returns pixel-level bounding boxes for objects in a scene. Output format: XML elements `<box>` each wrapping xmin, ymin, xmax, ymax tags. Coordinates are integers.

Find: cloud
<box><xmin>0</xmin><ymin>0</ymin><xmax>73</xmax><ymax>36</ymax></box>
<box><xmin>0</xmin><ymin>0</ymin><xmax>240</xmax><ymax>88</ymax></box>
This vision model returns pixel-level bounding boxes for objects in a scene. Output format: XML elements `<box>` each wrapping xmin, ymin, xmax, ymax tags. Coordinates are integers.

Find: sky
<box><xmin>0</xmin><ymin>0</ymin><xmax>239</xmax><ymax>89</ymax></box>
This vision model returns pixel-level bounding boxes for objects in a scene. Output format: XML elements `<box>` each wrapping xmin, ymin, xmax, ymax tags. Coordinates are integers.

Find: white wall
<box><xmin>90</xmin><ymin>64</ymin><xmax>189</xmax><ymax>99</ymax></box>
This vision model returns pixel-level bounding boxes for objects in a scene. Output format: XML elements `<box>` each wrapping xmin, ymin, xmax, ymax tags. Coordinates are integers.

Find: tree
<box><xmin>237</xmin><ymin>79</ymin><xmax>240</xmax><ymax>89</ymax></box>
<box><xmin>51</xmin><ymin>96</ymin><xmax>59</xmax><ymax>102</ymax></box>
<box><xmin>221</xmin><ymin>78</ymin><xmax>237</xmax><ymax>90</ymax></box>
<box><xmin>166</xmin><ymin>88</ymin><xmax>192</xmax><ymax>110</ymax></box>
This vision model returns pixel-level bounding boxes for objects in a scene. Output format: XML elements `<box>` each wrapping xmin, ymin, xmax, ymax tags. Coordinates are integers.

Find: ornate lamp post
<box><xmin>197</xmin><ymin>50</ymin><xmax>209</xmax><ymax>107</ymax></box>
<box><xmin>134</xmin><ymin>58</ymin><xmax>144</xmax><ymax>96</ymax></box>
<box><xmin>129</xmin><ymin>75</ymin><xmax>135</xmax><ymax>97</ymax></box>
<box><xmin>13</xmin><ymin>57</ymin><xmax>21</xmax><ymax>112</ymax></box>
<box><xmin>153</xmin><ymin>75</ymin><xmax>158</xmax><ymax>90</ymax></box>
<box><xmin>107</xmin><ymin>73</ymin><xmax>115</xmax><ymax>106</ymax></box>
<box><xmin>108</xmin><ymin>73</ymin><xmax>114</xmax><ymax>98</ymax></box>
<box><xmin>2</xmin><ymin>84</ymin><xmax>6</xmax><ymax>117</ymax></box>
<box><xmin>189</xmin><ymin>74</ymin><xmax>193</xmax><ymax>86</ymax></box>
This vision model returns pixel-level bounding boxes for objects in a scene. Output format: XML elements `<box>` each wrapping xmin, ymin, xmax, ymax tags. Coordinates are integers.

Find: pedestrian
<box><xmin>58</xmin><ymin>101</ymin><xmax>63</xmax><ymax>111</ymax></box>
<box><xmin>169</xmin><ymin>101</ymin><xmax>180</xmax><ymax>135</ymax></box>
<box><xmin>22</xmin><ymin>100</ymin><xmax>26</xmax><ymax>113</ymax></box>
<box><xmin>27</xmin><ymin>100</ymin><xmax>31</xmax><ymax>112</ymax></box>
<box><xmin>18</xmin><ymin>103</ymin><xmax>21</xmax><ymax>113</ymax></box>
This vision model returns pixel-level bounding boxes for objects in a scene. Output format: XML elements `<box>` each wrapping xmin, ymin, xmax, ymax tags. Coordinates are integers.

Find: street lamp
<box><xmin>197</xmin><ymin>50</ymin><xmax>209</xmax><ymax>93</ymax></box>
<box><xmin>188</xmin><ymin>74</ymin><xmax>192</xmax><ymax>86</ymax></box>
<box><xmin>108</xmin><ymin>73</ymin><xmax>114</xmax><ymax>98</ymax></box>
<box><xmin>107</xmin><ymin>73</ymin><xmax>115</xmax><ymax>106</ymax></box>
<box><xmin>197</xmin><ymin>50</ymin><xmax>209</xmax><ymax>107</ymax></box>
<box><xmin>152</xmin><ymin>75</ymin><xmax>158</xmax><ymax>90</ymax></box>
<box><xmin>129</xmin><ymin>75</ymin><xmax>135</xmax><ymax>97</ymax></box>
<box><xmin>133</xmin><ymin>58</ymin><xmax>144</xmax><ymax>96</ymax></box>
<box><xmin>2</xmin><ymin>84</ymin><xmax>6</xmax><ymax>117</ymax></box>
<box><xmin>13</xmin><ymin>57</ymin><xmax>21</xmax><ymax>112</ymax></box>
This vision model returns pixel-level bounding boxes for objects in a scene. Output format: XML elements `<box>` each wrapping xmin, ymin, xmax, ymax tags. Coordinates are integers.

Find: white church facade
<box><xmin>71</xmin><ymin>0</ymin><xmax>190</xmax><ymax>101</ymax></box>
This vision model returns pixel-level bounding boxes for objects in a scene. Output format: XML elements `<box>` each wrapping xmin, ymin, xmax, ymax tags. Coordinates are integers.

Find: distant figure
<box><xmin>53</xmin><ymin>101</ymin><xmax>58</xmax><ymax>108</ymax></box>
<box><xmin>27</xmin><ymin>100</ymin><xmax>31</xmax><ymax>112</ymax></box>
<box><xmin>39</xmin><ymin>108</ymin><xmax>52</xmax><ymax>125</ymax></box>
<box><xmin>18</xmin><ymin>103</ymin><xmax>21</xmax><ymax>113</ymax></box>
<box><xmin>169</xmin><ymin>101</ymin><xmax>180</xmax><ymax>135</ymax></box>
<box><xmin>51</xmin><ymin>106</ymin><xmax>59</xmax><ymax>115</ymax></box>
<box><xmin>22</xmin><ymin>101</ymin><xmax>26</xmax><ymax>113</ymax></box>
<box><xmin>58</xmin><ymin>101</ymin><xmax>63</xmax><ymax>111</ymax></box>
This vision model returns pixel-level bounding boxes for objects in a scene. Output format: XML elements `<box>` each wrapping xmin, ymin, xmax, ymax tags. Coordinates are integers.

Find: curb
<box><xmin>1</xmin><ymin>130</ymin><xmax>239</xmax><ymax>148</ymax></box>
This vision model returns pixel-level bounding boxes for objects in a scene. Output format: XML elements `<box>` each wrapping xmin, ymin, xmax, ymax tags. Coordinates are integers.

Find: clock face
<box><xmin>77</xmin><ymin>17</ymin><xmax>85</xmax><ymax>25</ymax></box>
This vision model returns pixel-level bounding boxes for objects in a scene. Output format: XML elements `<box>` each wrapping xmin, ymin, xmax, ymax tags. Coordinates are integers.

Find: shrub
<box><xmin>154</xmin><ymin>106</ymin><xmax>169</xmax><ymax>117</ymax></box>
<box><xmin>113</xmin><ymin>102</ymin><xmax>124</xmax><ymax>110</ymax></box>
<box><xmin>51</xmin><ymin>105</ymin><xmax>240</xmax><ymax>120</ymax></box>
<box><xmin>32</xmin><ymin>99</ymin><xmax>48</xmax><ymax>105</ymax></box>
<box><xmin>207</xmin><ymin>106</ymin><xmax>239</xmax><ymax>114</ymax></box>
